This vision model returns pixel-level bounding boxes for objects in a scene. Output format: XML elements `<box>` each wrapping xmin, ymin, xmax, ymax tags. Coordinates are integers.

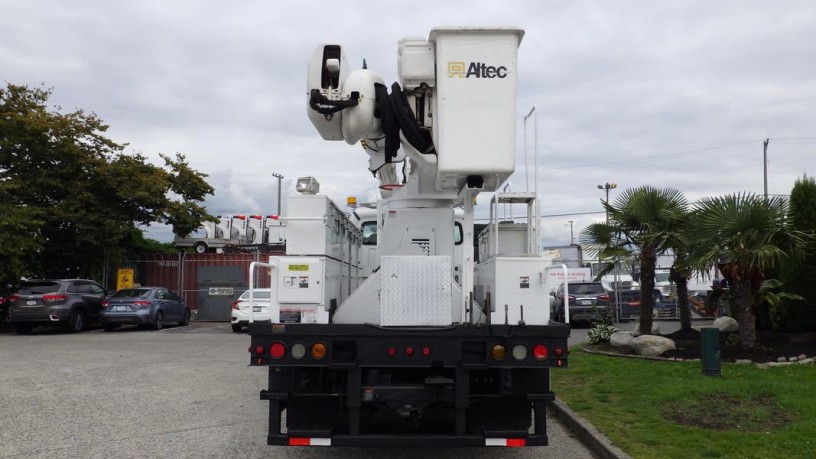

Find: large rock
<box><xmin>630</xmin><ymin>322</ymin><xmax>661</xmax><ymax>336</ymax></box>
<box><xmin>631</xmin><ymin>335</ymin><xmax>676</xmax><ymax>357</ymax></box>
<box><xmin>610</xmin><ymin>331</ymin><xmax>635</xmax><ymax>349</ymax></box>
<box><xmin>713</xmin><ymin>316</ymin><xmax>739</xmax><ymax>333</ymax></box>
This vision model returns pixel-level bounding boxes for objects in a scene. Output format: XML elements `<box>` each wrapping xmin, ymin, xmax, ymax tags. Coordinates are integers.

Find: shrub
<box><xmin>588</xmin><ymin>307</ymin><xmax>617</xmax><ymax>344</ymax></box>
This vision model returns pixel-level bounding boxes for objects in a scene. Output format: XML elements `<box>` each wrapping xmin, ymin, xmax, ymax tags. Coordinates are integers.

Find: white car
<box><xmin>230</xmin><ymin>289</ymin><xmax>272</xmax><ymax>332</ymax></box>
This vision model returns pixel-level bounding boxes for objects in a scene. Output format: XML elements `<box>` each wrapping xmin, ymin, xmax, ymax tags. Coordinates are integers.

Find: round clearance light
<box><xmin>554</xmin><ymin>347</ymin><xmax>564</xmax><ymax>357</ymax></box>
<box><xmin>491</xmin><ymin>344</ymin><xmax>507</xmax><ymax>361</ymax></box>
<box><xmin>511</xmin><ymin>344</ymin><xmax>528</xmax><ymax>361</ymax></box>
<box><xmin>533</xmin><ymin>344</ymin><xmax>549</xmax><ymax>361</ymax></box>
<box><xmin>291</xmin><ymin>342</ymin><xmax>307</xmax><ymax>360</ymax></box>
<box><xmin>311</xmin><ymin>342</ymin><xmax>327</xmax><ymax>360</ymax></box>
<box><xmin>421</xmin><ymin>346</ymin><xmax>431</xmax><ymax>357</ymax></box>
<box><xmin>387</xmin><ymin>346</ymin><xmax>397</xmax><ymax>357</ymax></box>
<box><xmin>270</xmin><ymin>342</ymin><xmax>286</xmax><ymax>359</ymax></box>
<box><xmin>405</xmin><ymin>346</ymin><xmax>415</xmax><ymax>356</ymax></box>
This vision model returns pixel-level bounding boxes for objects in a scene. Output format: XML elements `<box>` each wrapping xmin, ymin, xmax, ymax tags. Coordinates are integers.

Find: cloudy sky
<box><xmin>3</xmin><ymin>1</ymin><xmax>814</xmax><ymax>246</ymax></box>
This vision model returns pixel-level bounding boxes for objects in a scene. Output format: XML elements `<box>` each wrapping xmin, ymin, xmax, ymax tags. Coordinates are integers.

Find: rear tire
<box><xmin>14</xmin><ymin>324</ymin><xmax>33</xmax><ymax>334</ymax></box>
<box><xmin>194</xmin><ymin>242</ymin><xmax>208</xmax><ymax>254</ymax></box>
<box><xmin>179</xmin><ymin>309</ymin><xmax>190</xmax><ymax>326</ymax></box>
<box><xmin>67</xmin><ymin>310</ymin><xmax>85</xmax><ymax>333</ymax></box>
<box><xmin>231</xmin><ymin>324</ymin><xmax>243</xmax><ymax>333</ymax></box>
<box><xmin>152</xmin><ymin>311</ymin><xmax>164</xmax><ymax>330</ymax></box>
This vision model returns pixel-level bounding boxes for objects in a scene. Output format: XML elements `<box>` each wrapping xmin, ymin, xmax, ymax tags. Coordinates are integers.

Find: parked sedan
<box><xmin>7</xmin><ymin>279</ymin><xmax>107</xmax><ymax>334</ymax></box>
<box><xmin>230</xmin><ymin>289</ymin><xmax>272</xmax><ymax>332</ymax></box>
<box><xmin>0</xmin><ymin>295</ymin><xmax>8</xmax><ymax>324</ymax></box>
<box><xmin>101</xmin><ymin>287</ymin><xmax>190</xmax><ymax>331</ymax></box>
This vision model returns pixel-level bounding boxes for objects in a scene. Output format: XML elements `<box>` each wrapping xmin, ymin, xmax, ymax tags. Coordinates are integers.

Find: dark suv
<box><xmin>7</xmin><ymin>279</ymin><xmax>107</xmax><ymax>334</ymax></box>
<box><xmin>551</xmin><ymin>281</ymin><xmax>610</xmax><ymax>323</ymax></box>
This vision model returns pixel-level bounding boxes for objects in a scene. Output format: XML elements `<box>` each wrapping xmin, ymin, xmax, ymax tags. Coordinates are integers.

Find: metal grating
<box><xmin>380</xmin><ymin>256</ymin><xmax>451</xmax><ymax>326</ymax></box>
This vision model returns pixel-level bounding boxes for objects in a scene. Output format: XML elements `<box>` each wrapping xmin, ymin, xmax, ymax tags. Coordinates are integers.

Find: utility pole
<box><xmin>272</xmin><ymin>173</ymin><xmax>283</xmax><ymax>215</ymax></box>
<box><xmin>763</xmin><ymin>138</ymin><xmax>769</xmax><ymax>199</ymax></box>
<box><xmin>567</xmin><ymin>220</ymin><xmax>574</xmax><ymax>245</ymax></box>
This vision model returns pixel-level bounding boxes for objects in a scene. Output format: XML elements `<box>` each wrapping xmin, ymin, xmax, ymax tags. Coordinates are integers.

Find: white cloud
<box><xmin>3</xmin><ymin>0</ymin><xmax>814</xmax><ymax>246</ymax></box>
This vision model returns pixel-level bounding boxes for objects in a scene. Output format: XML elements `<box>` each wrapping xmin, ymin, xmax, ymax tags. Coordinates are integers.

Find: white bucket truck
<box><xmin>247</xmin><ymin>27</ymin><xmax>570</xmax><ymax>448</ymax></box>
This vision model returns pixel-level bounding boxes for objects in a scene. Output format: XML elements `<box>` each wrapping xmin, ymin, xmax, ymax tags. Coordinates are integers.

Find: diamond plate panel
<box><xmin>381</xmin><ymin>256</ymin><xmax>452</xmax><ymax>326</ymax></box>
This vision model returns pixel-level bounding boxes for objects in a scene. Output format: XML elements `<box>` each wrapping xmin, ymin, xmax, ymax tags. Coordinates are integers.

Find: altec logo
<box><xmin>448</xmin><ymin>61</ymin><xmax>508</xmax><ymax>79</ymax></box>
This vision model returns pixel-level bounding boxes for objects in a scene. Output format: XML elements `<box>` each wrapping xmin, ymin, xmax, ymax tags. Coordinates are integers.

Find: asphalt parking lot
<box><xmin>0</xmin><ymin>322</ymin><xmax>599</xmax><ymax>459</ymax></box>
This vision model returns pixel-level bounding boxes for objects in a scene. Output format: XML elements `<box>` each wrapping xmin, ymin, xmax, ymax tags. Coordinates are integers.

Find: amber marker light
<box><xmin>311</xmin><ymin>342</ymin><xmax>327</xmax><ymax>360</ymax></box>
<box><xmin>490</xmin><ymin>344</ymin><xmax>507</xmax><ymax>360</ymax></box>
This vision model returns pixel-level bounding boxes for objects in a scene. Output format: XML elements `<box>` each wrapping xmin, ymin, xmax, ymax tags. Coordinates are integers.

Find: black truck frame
<box><xmin>249</xmin><ymin>322</ymin><xmax>569</xmax><ymax>447</ymax></box>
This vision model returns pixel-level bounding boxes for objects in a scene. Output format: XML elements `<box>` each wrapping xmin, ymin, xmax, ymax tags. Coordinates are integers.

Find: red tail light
<box><xmin>43</xmin><ymin>294</ymin><xmax>67</xmax><ymax>301</ymax></box>
<box><xmin>404</xmin><ymin>346</ymin><xmax>414</xmax><ymax>356</ymax></box>
<box><xmin>597</xmin><ymin>293</ymin><xmax>610</xmax><ymax>301</ymax></box>
<box><xmin>270</xmin><ymin>342</ymin><xmax>286</xmax><ymax>359</ymax></box>
<box><xmin>0</xmin><ymin>297</ymin><xmax>5</xmax><ymax>304</ymax></box>
<box><xmin>560</xmin><ymin>295</ymin><xmax>576</xmax><ymax>302</ymax></box>
<box><xmin>8</xmin><ymin>295</ymin><xmax>18</xmax><ymax>303</ymax></box>
<box><xmin>533</xmin><ymin>344</ymin><xmax>549</xmax><ymax>361</ymax></box>
<box><xmin>421</xmin><ymin>346</ymin><xmax>431</xmax><ymax>356</ymax></box>
<box><xmin>132</xmin><ymin>300</ymin><xmax>151</xmax><ymax>309</ymax></box>
<box><xmin>231</xmin><ymin>300</ymin><xmax>240</xmax><ymax>310</ymax></box>
<box><xmin>387</xmin><ymin>346</ymin><xmax>397</xmax><ymax>357</ymax></box>
<box><xmin>102</xmin><ymin>301</ymin><xmax>110</xmax><ymax>307</ymax></box>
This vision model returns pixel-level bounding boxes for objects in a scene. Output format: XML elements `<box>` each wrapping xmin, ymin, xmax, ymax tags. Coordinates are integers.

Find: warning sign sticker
<box><xmin>279</xmin><ymin>308</ymin><xmax>318</xmax><ymax>324</ymax></box>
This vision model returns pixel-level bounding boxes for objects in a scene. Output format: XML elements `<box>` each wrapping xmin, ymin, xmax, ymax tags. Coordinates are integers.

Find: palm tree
<box><xmin>581</xmin><ymin>186</ymin><xmax>688</xmax><ymax>335</ymax></box>
<box><xmin>687</xmin><ymin>193</ymin><xmax>809</xmax><ymax>348</ymax></box>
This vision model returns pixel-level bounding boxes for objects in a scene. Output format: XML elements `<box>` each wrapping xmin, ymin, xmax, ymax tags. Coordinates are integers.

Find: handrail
<box><xmin>562</xmin><ymin>263</ymin><xmax>570</xmax><ymax>325</ymax></box>
<box><xmin>248</xmin><ymin>261</ymin><xmax>275</xmax><ymax>323</ymax></box>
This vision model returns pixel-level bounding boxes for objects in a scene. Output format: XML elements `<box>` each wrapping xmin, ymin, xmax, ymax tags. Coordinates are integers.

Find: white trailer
<box><xmin>173</xmin><ymin>215</ymin><xmax>246</xmax><ymax>253</ymax></box>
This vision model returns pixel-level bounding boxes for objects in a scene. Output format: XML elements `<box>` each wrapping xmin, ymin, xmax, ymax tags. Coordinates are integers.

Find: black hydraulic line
<box><xmin>309</xmin><ymin>89</ymin><xmax>360</xmax><ymax>115</ymax></box>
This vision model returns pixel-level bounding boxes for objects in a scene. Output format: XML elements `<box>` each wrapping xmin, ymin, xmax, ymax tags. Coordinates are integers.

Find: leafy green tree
<box><xmin>0</xmin><ymin>83</ymin><xmax>213</xmax><ymax>283</ymax></box>
<box><xmin>775</xmin><ymin>175</ymin><xmax>816</xmax><ymax>331</ymax></box>
<box><xmin>688</xmin><ymin>193</ymin><xmax>809</xmax><ymax>347</ymax></box>
<box><xmin>581</xmin><ymin>186</ymin><xmax>689</xmax><ymax>335</ymax></box>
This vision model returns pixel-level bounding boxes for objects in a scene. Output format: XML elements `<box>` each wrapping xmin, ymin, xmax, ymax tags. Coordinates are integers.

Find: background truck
<box><xmin>247</xmin><ymin>27</ymin><xmax>570</xmax><ymax>448</ymax></box>
<box><xmin>173</xmin><ymin>215</ymin><xmax>254</xmax><ymax>253</ymax></box>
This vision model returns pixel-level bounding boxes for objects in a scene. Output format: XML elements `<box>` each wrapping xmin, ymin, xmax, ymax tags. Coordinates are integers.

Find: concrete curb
<box><xmin>550</xmin><ymin>398</ymin><xmax>632</xmax><ymax>459</ymax></box>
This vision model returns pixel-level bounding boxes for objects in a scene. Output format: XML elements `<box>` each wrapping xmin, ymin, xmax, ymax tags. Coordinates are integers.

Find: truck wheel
<box><xmin>194</xmin><ymin>242</ymin><xmax>208</xmax><ymax>254</ymax></box>
<box><xmin>67</xmin><ymin>310</ymin><xmax>86</xmax><ymax>333</ymax></box>
<box><xmin>152</xmin><ymin>311</ymin><xmax>164</xmax><ymax>330</ymax></box>
<box><xmin>231</xmin><ymin>324</ymin><xmax>243</xmax><ymax>333</ymax></box>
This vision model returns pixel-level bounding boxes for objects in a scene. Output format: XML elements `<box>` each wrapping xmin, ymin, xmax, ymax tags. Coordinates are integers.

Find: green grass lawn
<box><xmin>552</xmin><ymin>348</ymin><xmax>816</xmax><ymax>458</ymax></box>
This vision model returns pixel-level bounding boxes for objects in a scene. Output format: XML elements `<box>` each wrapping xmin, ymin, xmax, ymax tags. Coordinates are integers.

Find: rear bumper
<box><xmin>232</xmin><ymin>311</ymin><xmax>271</xmax><ymax>324</ymax></box>
<box><xmin>100</xmin><ymin>311</ymin><xmax>152</xmax><ymax>326</ymax></box>
<box><xmin>8</xmin><ymin>311</ymin><xmax>66</xmax><ymax>325</ymax></box>
<box><xmin>268</xmin><ymin>432</ymin><xmax>547</xmax><ymax>447</ymax></box>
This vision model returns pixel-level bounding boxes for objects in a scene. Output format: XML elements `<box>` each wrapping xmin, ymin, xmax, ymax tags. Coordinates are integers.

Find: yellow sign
<box><xmin>288</xmin><ymin>264</ymin><xmax>309</xmax><ymax>271</ymax></box>
<box><xmin>117</xmin><ymin>268</ymin><xmax>135</xmax><ymax>290</ymax></box>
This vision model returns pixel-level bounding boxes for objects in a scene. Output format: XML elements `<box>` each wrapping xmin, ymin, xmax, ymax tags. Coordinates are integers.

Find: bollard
<box><xmin>701</xmin><ymin>327</ymin><xmax>721</xmax><ymax>376</ymax></box>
